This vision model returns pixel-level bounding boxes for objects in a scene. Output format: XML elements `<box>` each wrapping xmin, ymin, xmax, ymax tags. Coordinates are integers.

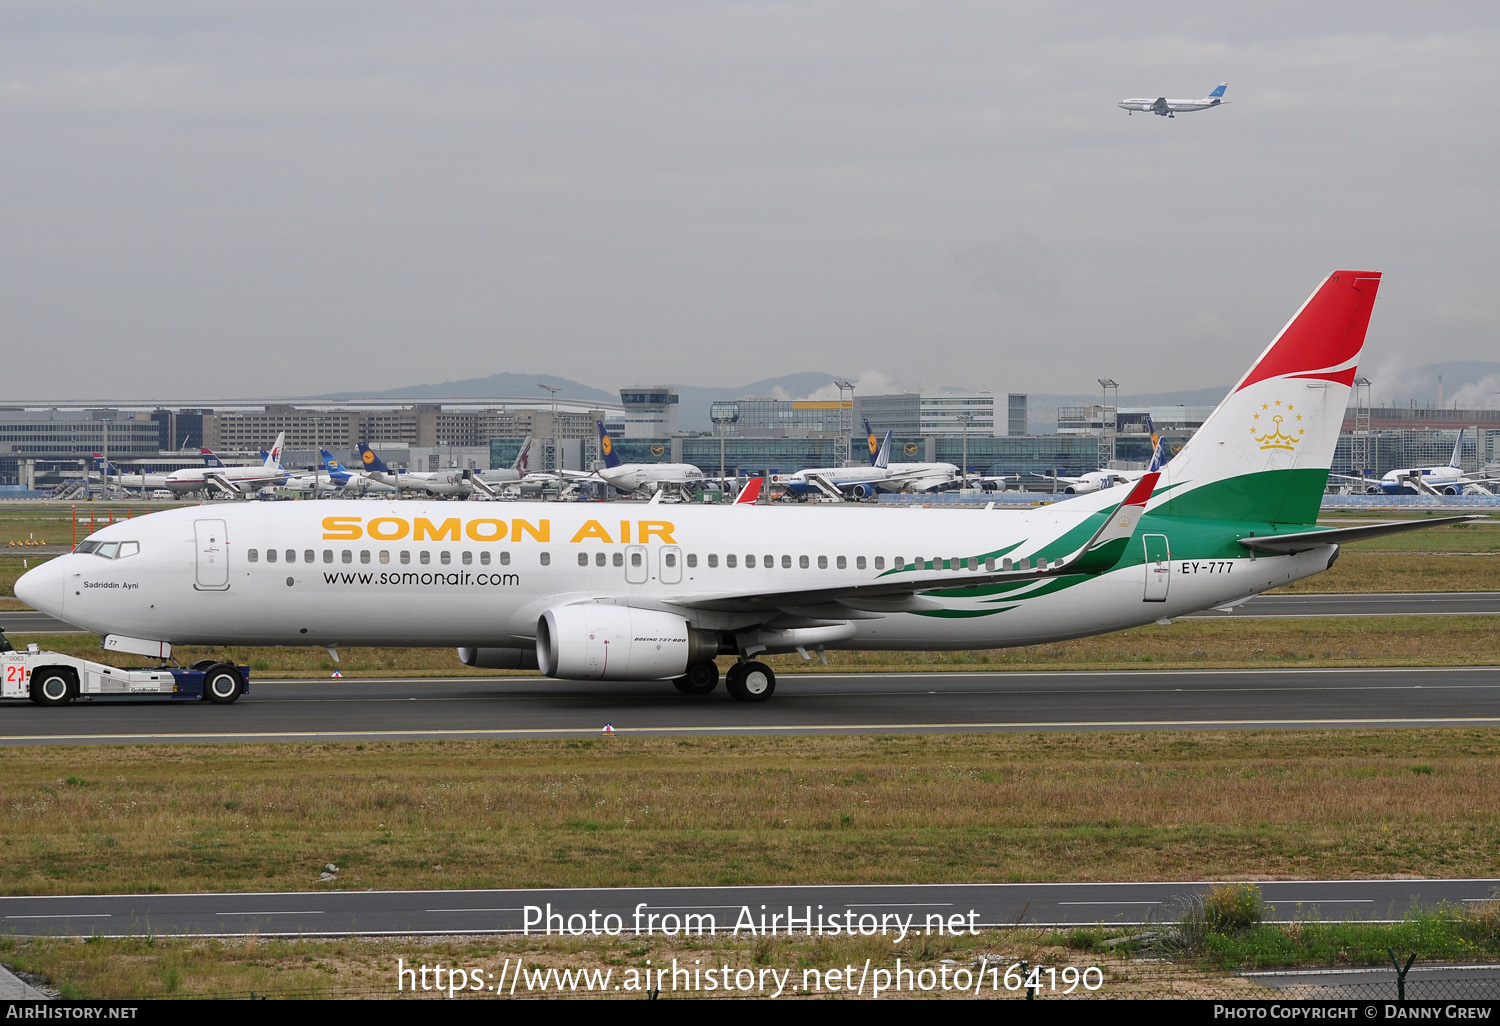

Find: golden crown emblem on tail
<box><xmin>1250</xmin><ymin>400</ymin><xmax>1305</xmax><ymax>451</ymax></box>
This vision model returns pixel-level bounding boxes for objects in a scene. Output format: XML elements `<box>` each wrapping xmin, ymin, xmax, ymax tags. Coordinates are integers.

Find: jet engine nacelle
<box><xmin>456</xmin><ymin>646</ymin><xmax>540</xmax><ymax>670</ymax></box>
<box><xmin>849</xmin><ymin>483</ymin><xmax>878</xmax><ymax>499</ymax></box>
<box><xmin>536</xmin><ymin>604</ymin><xmax>718</xmax><ymax>680</ymax></box>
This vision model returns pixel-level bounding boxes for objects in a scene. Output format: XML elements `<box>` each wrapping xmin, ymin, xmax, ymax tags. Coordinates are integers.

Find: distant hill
<box><xmin>317</xmin><ymin>360</ymin><xmax>1500</xmax><ymax>436</ymax></box>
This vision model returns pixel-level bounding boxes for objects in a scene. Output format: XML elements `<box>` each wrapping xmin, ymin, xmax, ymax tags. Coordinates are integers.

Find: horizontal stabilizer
<box><xmin>1237</xmin><ymin>516</ymin><xmax>1485</xmax><ymax>554</ymax></box>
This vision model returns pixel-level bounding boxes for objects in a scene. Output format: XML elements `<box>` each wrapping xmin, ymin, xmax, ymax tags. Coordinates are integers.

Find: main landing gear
<box><xmin>671</xmin><ymin>659</ymin><xmax>777</xmax><ymax>702</ymax></box>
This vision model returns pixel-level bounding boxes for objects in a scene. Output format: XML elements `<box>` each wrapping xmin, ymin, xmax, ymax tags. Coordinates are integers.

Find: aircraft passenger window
<box><xmin>707</xmin><ymin>554</ymin><xmax>718</xmax><ymax>568</ymax></box>
<box><xmin>285</xmin><ymin>550</ymin><xmax>296</xmax><ymax>564</ymax></box>
<box><xmin>630</xmin><ymin>552</ymin><xmax>642</xmax><ymax>568</ymax></box>
<box><xmin>247</xmin><ymin>549</ymin><xmax>259</xmax><ymax>563</ymax></box>
<box><xmin>360</xmin><ymin>550</ymin><xmax>371</xmax><ymax>564</ymax></box>
<box><xmin>726</xmin><ymin>554</ymin><xmax>736</xmax><ymax>568</ymax></box>
<box><xmin>266</xmin><ymin>549</ymin><xmax>278</xmax><ymax>564</ymax></box>
<box><xmin>304</xmin><ymin>550</ymin><xmax>315</xmax><ymax>564</ymax></box>
<box><xmin>439</xmin><ymin>551</ymin><xmax>451</xmax><ymax>565</ymax></box>
<box><xmin>799</xmin><ymin>555</ymin><xmax>809</xmax><ymax>569</ymax></box>
<box><xmin>836</xmin><ymin>556</ymin><xmax>846</xmax><ymax>569</ymax></box>
<box><xmin>686</xmin><ymin>554</ymin><xmax>697</xmax><ymax>568</ymax></box>
<box><xmin>894</xmin><ymin>556</ymin><xmax>905</xmax><ymax>570</ymax></box>
<box><xmin>873</xmin><ymin>557</ymin><xmax>884</xmax><ymax>570</ymax></box>
<box><xmin>612</xmin><ymin>552</ymin><xmax>623</xmax><ymax>567</ymax></box>
<box><xmin>342</xmin><ymin>550</ymin><xmax>352</xmax><ymax>563</ymax></box>
<box><xmin>500</xmin><ymin>552</ymin><xmax>511</xmax><ymax>565</ymax></box>
<box><xmin>419</xmin><ymin>551</ymin><xmax>430</xmax><ymax>565</ymax></box>
<box><xmin>769</xmin><ymin>554</ymin><xmax>777</xmax><ymax>568</ymax></box>
<box><xmin>856</xmin><ymin>556</ymin><xmax>866</xmax><ymax>569</ymax></box>
<box><xmin>117</xmin><ymin>542</ymin><xmax>139</xmax><ymax>559</ymax></box>
<box><xmin>479</xmin><ymin>551</ymin><xmax>490</xmax><ymax>565</ymax></box>
<box><xmin>461</xmin><ymin>551</ymin><xmax>472</xmax><ymax>565</ymax></box>
<box><xmin>817</xmin><ymin>556</ymin><xmax>827</xmax><ymax>569</ymax></box>
<box><xmin>379</xmin><ymin>551</ymin><xmax>390</xmax><ymax>565</ymax></box>
<box><xmin>664</xmin><ymin>553</ymin><xmax>676</xmax><ymax>568</ymax></box>
<box><xmin>1017</xmin><ymin>558</ymin><xmax>1029</xmax><ymax>570</ymax></box>
<box><xmin>986</xmin><ymin>558</ymin><xmax>996</xmax><ymax>572</ymax></box>
<box><xmin>745</xmin><ymin>555</ymin><xmax>755</xmax><ymax>568</ymax></box>
<box><xmin>578</xmin><ymin>552</ymin><xmax>589</xmax><ymax>567</ymax></box>
<box><xmin>323</xmin><ymin>550</ymin><xmax>333</xmax><ymax>563</ymax></box>
<box><xmin>595</xmin><ymin>552</ymin><xmax>606</xmax><ymax>567</ymax></box>
<box><xmin>540</xmin><ymin>552</ymin><xmax>550</xmax><ymax>566</ymax></box>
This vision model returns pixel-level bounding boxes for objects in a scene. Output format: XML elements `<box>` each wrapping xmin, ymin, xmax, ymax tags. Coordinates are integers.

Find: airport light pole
<box><xmin>537</xmin><ymin>383</ymin><xmax>561</xmax><ymax>473</ymax></box>
<box><xmin>834</xmin><ymin>379</ymin><xmax>854</xmax><ymax>465</ymax></box>
<box><xmin>958</xmin><ymin>413</ymin><xmax>972</xmax><ymax>493</ymax></box>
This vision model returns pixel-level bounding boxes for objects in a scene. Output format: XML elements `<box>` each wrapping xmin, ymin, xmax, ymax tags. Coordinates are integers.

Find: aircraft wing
<box><xmin>1152</xmin><ymin>96</ymin><xmax>1168</xmax><ymax>115</ymax></box>
<box><xmin>1236</xmin><ymin>515</ymin><xmax>1485</xmax><ymax>555</ymax></box>
<box><xmin>675</xmin><ymin>473</ymin><xmax>1160</xmax><ymax>616</ymax></box>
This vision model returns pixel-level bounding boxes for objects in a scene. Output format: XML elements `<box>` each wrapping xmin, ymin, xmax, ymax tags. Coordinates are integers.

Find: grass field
<box><xmin>2</xmin><ymin>731</ymin><xmax>1497</xmax><ymax>896</ymax></box>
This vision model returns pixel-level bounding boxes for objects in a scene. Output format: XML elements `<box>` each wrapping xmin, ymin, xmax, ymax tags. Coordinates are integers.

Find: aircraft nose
<box><xmin>14</xmin><ymin>558</ymin><xmax>65</xmax><ymax>618</ymax></box>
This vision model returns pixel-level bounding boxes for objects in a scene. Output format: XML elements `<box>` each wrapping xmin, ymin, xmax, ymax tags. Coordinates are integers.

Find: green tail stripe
<box><xmin>1164</xmin><ymin>468</ymin><xmax>1329</xmax><ymax>525</ymax></box>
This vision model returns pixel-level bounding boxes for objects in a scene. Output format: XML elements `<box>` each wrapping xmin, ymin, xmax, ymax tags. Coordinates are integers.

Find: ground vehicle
<box><xmin>0</xmin><ymin>630</ymin><xmax>248</xmax><ymax>706</ymax></box>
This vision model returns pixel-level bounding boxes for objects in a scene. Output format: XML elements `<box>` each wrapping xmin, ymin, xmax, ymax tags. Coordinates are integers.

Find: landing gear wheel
<box><xmin>673</xmin><ymin>661</ymin><xmax>720</xmax><ymax>695</ymax></box>
<box><xmin>31</xmin><ymin>670</ymin><xmax>76</xmax><ymax>706</ymax></box>
<box><xmin>203</xmin><ymin>664</ymin><xmax>244</xmax><ymax>705</ymax></box>
<box><xmin>725</xmin><ymin>661</ymin><xmax>775</xmax><ymax>703</ymax></box>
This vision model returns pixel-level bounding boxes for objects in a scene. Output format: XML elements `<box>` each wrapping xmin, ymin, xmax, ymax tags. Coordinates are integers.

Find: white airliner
<box><xmin>1332</xmin><ymin>429</ymin><xmax>1498</xmax><ymax>496</ymax></box>
<box><xmin>162</xmin><ymin>434</ymin><xmax>287</xmax><ymax>496</ymax></box>
<box><xmin>355</xmin><ymin>443</ymin><xmax>474</xmax><ymax>497</ymax></box>
<box><xmin>1119</xmin><ymin>83</ymin><xmax>1228</xmax><ymax>117</ymax></box>
<box><xmin>15</xmin><ymin>271</ymin><xmax>1480</xmax><ymax>703</ymax></box>
<box><xmin>591</xmin><ymin>421</ymin><xmax>708</xmax><ymax>495</ymax></box>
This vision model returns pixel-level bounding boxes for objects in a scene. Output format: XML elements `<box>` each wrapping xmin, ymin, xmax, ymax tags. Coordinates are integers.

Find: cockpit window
<box><xmin>75</xmin><ymin>540</ymin><xmax>139</xmax><ymax>559</ymax></box>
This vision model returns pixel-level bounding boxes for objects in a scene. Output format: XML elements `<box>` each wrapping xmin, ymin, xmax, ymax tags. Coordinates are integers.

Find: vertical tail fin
<box><xmin>596</xmin><ymin>421</ymin><xmax>623</xmax><ymax>469</ymax></box>
<box><xmin>863</xmin><ymin>419</ymin><xmax>880</xmax><ymax>466</ymax></box>
<box><xmin>200</xmin><ymin>448</ymin><xmax>227</xmax><ymax>468</ymax></box>
<box><xmin>1209</xmin><ymin>83</ymin><xmax>1228</xmax><ymax>99</ymax></box>
<box><xmin>1159</xmin><ymin>271</ymin><xmax>1381</xmax><ymax>524</ymax></box>
<box><xmin>734</xmin><ymin>477</ymin><xmax>764</xmax><ymax>505</ymax></box>
<box><xmin>264</xmin><ymin>432</ymin><xmax>285</xmax><ymax>469</ymax></box>
<box><xmin>513</xmin><ymin>438</ymin><xmax>534</xmax><ymax>473</ymax></box>
<box><xmin>1450</xmin><ymin>428</ymin><xmax>1465</xmax><ymax>470</ymax></box>
<box><xmin>358</xmin><ymin>442</ymin><xmax>393</xmax><ymax>475</ymax></box>
<box><xmin>873</xmin><ymin>430</ymin><xmax>893</xmax><ymax>470</ymax></box>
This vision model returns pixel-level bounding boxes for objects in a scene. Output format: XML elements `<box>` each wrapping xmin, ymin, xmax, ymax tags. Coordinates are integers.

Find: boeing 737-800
<box><xmin>1119</xmin><ymin>83</ymin><xmax>1228</xmax><ymax>117</ymax></box>
<box><xmin>15</xmin><ymin>271</ymin><xmax>1480</xmax><ymax>703</ymax></box>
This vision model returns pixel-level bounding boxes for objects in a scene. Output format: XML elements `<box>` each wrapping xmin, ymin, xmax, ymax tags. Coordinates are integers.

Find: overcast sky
<box><xmin>4</xmin><ymin>2</ymin><xmax>1496</xmax><ymax>403</ymax></box>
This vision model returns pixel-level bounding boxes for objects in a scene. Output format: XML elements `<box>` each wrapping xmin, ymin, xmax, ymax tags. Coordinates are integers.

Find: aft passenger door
<box><xmin>1142</xmin><ymin>534</ymin><xmax>1169</xmax><ymax>602</ymax></box>
<box><xmin>194</xmin><ymin>519</ymin><xmax>230</xmax><ymax>591</ymax></box>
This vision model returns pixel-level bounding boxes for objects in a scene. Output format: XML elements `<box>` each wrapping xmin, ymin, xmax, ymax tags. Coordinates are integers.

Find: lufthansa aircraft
<box><xmin>15</xmin><ymin>272</ymin><xmax>1480</xmax><ymax>703</ymax></box>
<box><xmin>1119</xmin><ymin>83</ymin><xmax>1228</xmax><ymax>117</ymax></box>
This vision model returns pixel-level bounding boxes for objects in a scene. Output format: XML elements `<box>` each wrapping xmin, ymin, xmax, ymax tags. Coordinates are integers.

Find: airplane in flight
<box><xmin>1332</xmin><ymin>429</ymin><xmax>1498</xmax><ymax>495</ymax></box>
<box><xmin>590</xmin><ymin>421</ymin><xmax>709</xmax><ymax>496</ymax></box>
<box><xmin>161</xmin><ymin>434</ymin><xmax>288</xmax><ymax>496</ymax></box>
<box><xmin>17</xmin><ymin>270</ymin><xmax>1483</xmax><ymax>705</ymax></box>
<box><xmin>1119</xmin><ymin>83</ymin><xmax>1228</xmax><ymax>118</ymax></box>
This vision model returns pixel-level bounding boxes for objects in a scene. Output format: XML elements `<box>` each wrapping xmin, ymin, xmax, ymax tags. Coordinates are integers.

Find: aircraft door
<box><xmin>624</xmin><ymin>545</ymin><xmax>649</xmax><ymax>584</ymax></box>
<box><xmin>660</xmin><ymin>545</ymin><xmax>682</xmax><ymax>585</ymax></box>
<box><xmin>194</xmin><ymin>519</ymin><xmax>230</xmax><ymax>591</ymax></box>
<box><xmin>1142</xmin><ymin>534</ymin><xmax>1170</xmax><ymax>602</ymax></box>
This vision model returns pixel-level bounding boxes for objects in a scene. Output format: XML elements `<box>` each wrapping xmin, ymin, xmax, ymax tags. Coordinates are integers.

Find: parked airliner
<box><xmin>162</xmin><ymin>434</ymin><xmax>287</xmax><ymax>496</ymax></box>
<box><xmin>1332</xmin><ymin>429</ymin><xmax>1498</xmax><ymax>495</ymax></box>
<box><xmin>16</xmin><ymin>271</ymin><xmax>1479</xmax><ymax>703</ymax></box>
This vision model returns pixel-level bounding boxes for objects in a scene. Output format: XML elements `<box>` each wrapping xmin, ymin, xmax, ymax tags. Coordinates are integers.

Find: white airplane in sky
<box><xmin>1119</xmin><ymin>83</ymin><xmax>1228</xmax><ymax>117</ymax></box>
<box><xmin>16</xmin><ymin>270</ymin><xmax>1480</xmax><ymax>704</ymax></box>
<box><xmin>1332</xmin><ymin>429</ymin><xmax>1497</xmax><ymax>495</ymax></box>
<box><xmin>162</xmin><ymin>434</ymin><xmax>287</xmax><ymax>496</ymax></box>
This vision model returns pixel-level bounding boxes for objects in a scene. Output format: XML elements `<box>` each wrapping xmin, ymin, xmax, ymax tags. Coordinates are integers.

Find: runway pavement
<box><xmin>1</xmin><ymin>666</ymin><xmax>1498</xmax><ymax>745</ymax></box>
<box><xmin>3</xmin><ymin>879</ymin><xmax>1496</xmax><ymax>937</ymax></box>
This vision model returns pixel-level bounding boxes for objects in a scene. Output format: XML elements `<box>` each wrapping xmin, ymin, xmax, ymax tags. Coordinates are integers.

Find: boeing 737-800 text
<box><xmin>15</xmin><ymin>271</ymin><xmax>1477</xmax><ymax>702</ymax></box>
